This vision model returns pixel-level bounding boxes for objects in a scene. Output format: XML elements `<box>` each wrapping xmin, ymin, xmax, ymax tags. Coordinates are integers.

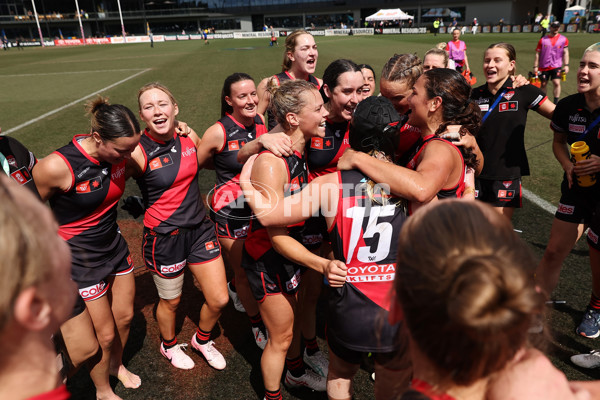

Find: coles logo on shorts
<box><xmin>160</xmin><ymin>260</ymin><xmax>186</xmax><ymax>275</ymax></box>
<box><xmin>79</xmin><ymin>281</ymin><xmax>107</xmax><ymax>301</ymax></box>
<box><xmin>588</xmin><ymin>229</ymin><xmax>599</xmax><ymax>244</ymax></box>
<box><xmin>285</xmin><ymin>269</ymin><xmax>302</xmax><ymax>291</ymax></box>
<box><xmin>557</xmin><ymin>203</ymin><xmax>575</xmax><ymax>215</ymax></box>
<box><xmin>569</xmin><ymin>124</ymin><xmax>586</xmax><ymax>134</ymax></box>
<box><xmin>234</xmin><ymin>226</ymin><xmax>249</xmax><ymax>238</ymax></box>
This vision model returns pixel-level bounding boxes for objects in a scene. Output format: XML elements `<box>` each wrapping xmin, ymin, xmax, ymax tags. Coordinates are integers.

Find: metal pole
<box><xmin>116</xmin><ymin>0</ymin><xmax>126</xmax><ymax>38</ymax></box>
<box><xmin>74</xmin><ymin>0</ymin><xmax>86</xmax><ymax>43</ymax></box>
<box><xmin>30</xmin><ymin>0</ymin><xmax>45</xmax><ymax>47</ymax></box>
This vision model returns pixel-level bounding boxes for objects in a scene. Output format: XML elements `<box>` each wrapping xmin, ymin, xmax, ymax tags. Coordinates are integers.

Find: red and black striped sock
<box><xmin>264</xmin><ymin>388</ymin><xmax>282</xmax><ymax>400</ymax></box>
<box><xmin>304</xmin><ymin>336</ymin><xmax>319</xmax><ymax>356</ymax></box>
<box><xmin>285</xmin><ymin>356</ymin><xmax>305</xmax><ymax>378</ymax></box>
<box><xmin>161</xmin><ymin>336</ymin><xmax>177</xmax><ymax>350</ymax></box>
<box><xmin>195</xmin><ymin>328</ymin><xmax>211</xmax><ymax>345</ymax></box>
<box><xmin>590</xmin><ymin>293</ymin><xmax>600</xmax><ymax>310</ymax></box>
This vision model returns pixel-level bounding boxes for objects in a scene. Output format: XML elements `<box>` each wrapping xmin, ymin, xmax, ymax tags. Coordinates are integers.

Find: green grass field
<box><xmin>2</xmin><ymin>32</ymin><xmax>600</xmax><ymax>397</ymax></box>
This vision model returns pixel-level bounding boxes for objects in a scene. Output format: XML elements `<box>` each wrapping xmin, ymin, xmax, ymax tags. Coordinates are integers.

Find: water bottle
<box><xmin>570</xmin><ymin>141</ymin><xmax>596</xmax><ymax>187</ymax></box>
<box><xmin>561</xmin><ymin>70</ymin><xmax>567</xmax><ymax>81</ymax></box>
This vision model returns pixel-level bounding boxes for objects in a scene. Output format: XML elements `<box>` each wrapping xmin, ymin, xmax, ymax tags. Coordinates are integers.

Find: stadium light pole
<box><xmin>116</xmin><ymin>0</ymin><xmax>127</xmax><ymax>39</ymax></box>
<box><xmin>74</xmin><ymin>0</ymin><xmax>86</xmax><ymax>43</ymax></box>
<box><xmin>30</xmin><ymin>0</ymin><xmax>45</xmax><ymax>47</ymax></box>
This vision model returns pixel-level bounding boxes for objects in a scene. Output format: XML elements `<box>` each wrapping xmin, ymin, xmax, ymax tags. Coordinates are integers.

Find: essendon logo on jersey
<box><xmin>503</xmin><ymin>91</ymin><xmax>515</xmax><ymax>101</ymax></box>
<box><xmin>310</xmin><ymin>137</ymin><xmax>334</xmax><ymax>150</ymax></box>
<box><xmin>149</xmin><ymin>154</ymin><xmax>174</xmax><ymax>171</ymax></box>
<box><xmin>6</xmin><ymin>155</ymin><xmax>16</xmax><ymax>167</ymax></box>
<box><xmin>497</xmin><ymin>189</ymin><xmax>515</xmax><ymax>199</ymax></box>
<box><xmin>499</xmin><ymin>101</ymin><xmax>518</xmax><ymax>112</ymax></box>
<box><xmin>10</xmin><ymin>167</ymin><xmax>32</xmax><ymax>185</ymax></box>
<box><xmin>502</xmin><ymin>181</ymin><xmax>513</xmax><ymax>189</ymax></box>
<box><xmin>76</xmin><ymin>176</ymin><xmax>102</xmax><ymax>193</ymax></box>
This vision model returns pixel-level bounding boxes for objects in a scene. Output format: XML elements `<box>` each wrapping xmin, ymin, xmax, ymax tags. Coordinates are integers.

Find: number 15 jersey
<box><xmin>328</xmin><ymin>169</ymin><xmax>407</xmax><ymax>352</ymax></box>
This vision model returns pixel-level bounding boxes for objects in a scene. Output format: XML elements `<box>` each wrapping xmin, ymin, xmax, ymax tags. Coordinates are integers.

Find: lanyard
<box><xmin>482</xmin><ymin>89</ymin><xmax>509</xmax><ymax>123</ymax></box>
<box><xmin>576</xmin><ymin>113</ymin><xmax>600</xmax><ymax>141</ymax></box>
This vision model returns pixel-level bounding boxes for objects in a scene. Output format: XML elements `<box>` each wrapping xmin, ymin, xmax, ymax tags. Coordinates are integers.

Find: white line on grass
<box><xmin>523</xmin><ymin>188</ymin><xmax>557</xmax><ymax>215</ymax></box>
<box><xmin>2</xmin><ymin>68</ymin><xmax>151</xmax><ymax>136</ymax></box>
<box><xmin>0</xmin><ymin>68</ymin><xmax>145</xmax><ymax>78</ymax></box>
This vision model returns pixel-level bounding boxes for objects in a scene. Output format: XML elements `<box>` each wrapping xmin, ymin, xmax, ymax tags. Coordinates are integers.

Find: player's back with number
<box><xmin>327</xmin><ymin>169</ymin><xmax>406</xmax><ymax>352</ymax></box>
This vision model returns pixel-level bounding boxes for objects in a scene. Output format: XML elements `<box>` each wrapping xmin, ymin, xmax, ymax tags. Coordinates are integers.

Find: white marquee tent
<box><xmin>365</xmin><ymin>8</ymin><xmax>414</xmax><ymax>22</ymax></box>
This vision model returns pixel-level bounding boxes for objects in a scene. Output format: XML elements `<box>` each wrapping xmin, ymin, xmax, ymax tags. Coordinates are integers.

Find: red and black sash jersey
<box><xmin>244</xmin><ymin>149</ymin><xmax>308</xmax><ymax>261</ymax></box>
<box><xmin>306</xmin><ymin>119</ymin><xmax>350</xmax><ymax>181</ymax></box>
<box><xmin>0</xmin><ymin>135</ymin><xmax>38</xmax><ymax>196</ymax></box>
<box><xmin>327</xmin><ymin>169</ymin><xmax>407</xmax><ymax>352</ymax></box>
<box><xmin>267</xmin><ymin>71</ymin><xmax>321</xmax><ymax>129</ymax></box>
<box><xmin>51</xmin><ymin>135</ymin><xmax>125</xmax><ymax>250</ymax></box>
<box><xmin>552</xmin><ymin>93</ymin><xmax>600</xmax><ymax>191</ymax></box>
<box><xmin>211</xmin><ymin>113</ymin><xmax>267</xmax><ymax>214</ymax></box>
<box><xmin>472</xmin><ymin>79</ymin><xmax>547</xmax><ymax>179</ymax></box>
<box><xmin>136</xmin><ymin>130</ymin><xmax>205</xmax><ymax>233</ymax></box>
<box><xmin>406</xmin><ymin>135</ymin><xmax>466</xmax><ymax>201</ymax></box>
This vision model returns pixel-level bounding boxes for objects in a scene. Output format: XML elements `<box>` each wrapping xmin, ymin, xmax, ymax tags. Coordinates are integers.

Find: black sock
<box><xmin>304</xmin><ymin>336</ymin><xmax>319</xmax><ymax>356</ymax></box>
<box><xmin>554</xmin><ymin>97</ymin><xmax>559</xmax><ymax>104</ymax></box>
<box><xmin>249</xmin><ymin>313</ymin><xmax>263</xmax><ymax>328</ymax></box>
<box><xmin>285</xmin><ymin>356</ymin><xmax>305</xmax><ymax>377</ymax></box>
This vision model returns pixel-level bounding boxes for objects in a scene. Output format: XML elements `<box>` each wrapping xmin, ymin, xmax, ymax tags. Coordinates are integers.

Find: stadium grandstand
<box><xmin>0</xmin><ymin>0</ymin><xmax>579</xmax><ymax>41</ymax></box>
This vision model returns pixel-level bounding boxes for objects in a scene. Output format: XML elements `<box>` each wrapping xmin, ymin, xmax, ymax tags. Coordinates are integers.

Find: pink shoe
<box><xmin>191</xmin><ymin>334</ymin><xmax>226</xmax><ymax>370</ymax></box>
<box><xmin>160</xmin><ymin>342</ymin><xmax>195</xmax><ymax>370</ymax></box>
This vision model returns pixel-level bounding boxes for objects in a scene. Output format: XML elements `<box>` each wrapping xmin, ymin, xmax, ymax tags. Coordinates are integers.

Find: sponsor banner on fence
<box><xmin>566</xmin><ymin>24</ymin><xmax>578</xmax><ymax>32</ymax></box>
<box><xmin>55</xmin><ymin>38</ymin><xmax>111</xmax><ymax>46</ymax></box>
<box><xmin>210</xmin><ymin>33</ymin><xmax>234</xmax><ymax>39</ymax></box>
<box><xmin>401</xmin><ymin>27</ymin><xmax>427</xmax><ymax>34</ymax></box>
<box><xmin>233</xmin><ymin>31</ymin><xmax>277</xmax><ymax>38</ymax></box>
<box><xmin>177</xmin><ymin>34</ymin><xmax>190</xmax><ymax>40</ymax></box>
<box><xmin>482</xmin><ymin>26</ymin><xmax>491</xmax><ymax>33</ymax></box>
<box><xmin>8</xmin><ymin>40</ymin><xmax>53</xmax><ymax>47</ymax></box>
<box><xmin>522</xmin><ymin>24</ymin><xmax>532</xmax><ymax>32</ymax></box>
<box><xmin>324</xmin><ymin>28</ymin><xmax>373</xmax><ymax>36</ymax></box>
<box><xmin>164</xmin><ymin>35</ymin><xmax>178</xmax><ymax>41</ymax></box>
<box><xmin>125</xmin><ymin>36</ymin><xmax>150</xmax><ymax>43</ymax></box>
<box><xmin>381</xmin><ymin>28</ymin><xmax>400</xmax><ymax>34</ymax></box>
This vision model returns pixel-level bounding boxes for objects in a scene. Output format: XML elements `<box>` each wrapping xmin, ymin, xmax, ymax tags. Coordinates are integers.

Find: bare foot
<box><xmin>96</xmin><ymin>389</ymin><xmax>123</xmax><ymax>400</ymax></box>
<box><xmin>110</xmin><ymin>364</ymin><xmax>141</xmax><ymax>389</ymax></box>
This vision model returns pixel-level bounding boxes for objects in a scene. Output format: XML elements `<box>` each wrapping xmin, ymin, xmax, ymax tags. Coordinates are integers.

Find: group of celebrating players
<box><xmin>3</xmin><ymin>26</ymin><xmax>600</xmax><ymax>400</ymax></box>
